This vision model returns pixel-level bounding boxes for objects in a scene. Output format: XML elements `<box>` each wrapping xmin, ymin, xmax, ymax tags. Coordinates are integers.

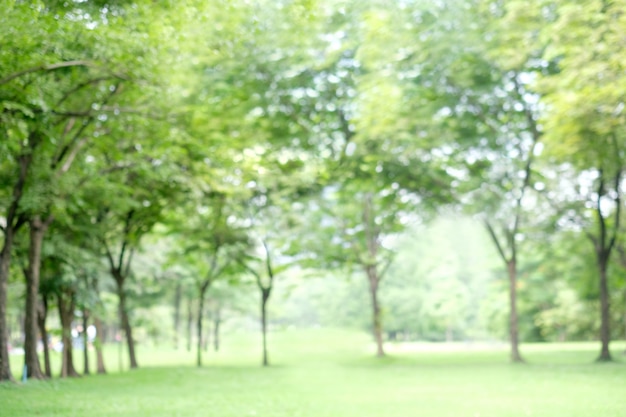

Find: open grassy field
<box><xmin>2</xmin><ymin>329</ymin><xmax>625</xmax><ymax>417</ymax></box>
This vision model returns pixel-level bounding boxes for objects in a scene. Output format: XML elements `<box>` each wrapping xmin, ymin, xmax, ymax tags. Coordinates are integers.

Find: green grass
<box><xmin>2</xmin><ymin>329</ymin><xmax>625</xmax><ymax>417</ymax></box>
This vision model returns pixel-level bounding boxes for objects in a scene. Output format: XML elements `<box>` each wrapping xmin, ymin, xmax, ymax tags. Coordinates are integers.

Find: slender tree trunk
<box><xmin>196</xmin><ymin>285</ymin><xmax>208</xmax><ymax>367</ymax></box>
<box><xmin>93</xmin><ymin>316</ymin><xmax>107</xmax><ymax>374</ymax></box>
<box><xmin>37</xmin><ymin>295</ymin><xmax>51</xmax><ymax>378</ymax></box>
<box><xmin>597</xmin><ymin>259</ymin><xmax>612</xmax><ymax>361</ymax></box>
<box><xmin>261</xmin><ymin>289</ymin><xmax>270</xmax><ymax>367</ymax></box>
<box><xmin>362</xmin><ymin>193</ymin><xmax>385</xmax><ymax>357</ymax></box>
<box><xmin>173</xmin><ymin>283</ymin><xmax>181</xmax><ymax>350</ymax></box>
<box><xmin>58</xmin><ymin>290</ymin><xmax>79</xmax><ymax>378</ymax></box>
<box><xmin>24</xmin><ymin>216</ymin><xmax>50</xmax><ymax>380</ymax></box>
<box><xmin>117</xmin><ymin>288</ymin><xmax>138</xmax><ymax>369</ymax></box>
<box><xmin>366</xmin><ymin>266</ymin><xmax>385</xmax><ymax>357</ymax></box>
<box><xmin>507</xmin><ymin>260</ymin><xmax>524</xmax><ymax>363</ymax></box>
<box><xmin>213</xmin><ymin>308</ymin><xmax>221</xmax><ymax>352</ymax></box>
<box><xmin>0</xmin><ymin>236</ymin><xmax>16</xmax><ymax>382</ymax></box>
<box><xmin>0</xmin><ymin>140</ymin><xmax>33</xmax><ymax>383</ymax></box>
<box><xmin>82</xmin><ymin>308</ymin><xmax>90</xmax><ymax>375</ymax></box>
<box><xmin>186</xmin><ymin>295</ymin><xmax>193</xmax><ymax>352</ymax></box>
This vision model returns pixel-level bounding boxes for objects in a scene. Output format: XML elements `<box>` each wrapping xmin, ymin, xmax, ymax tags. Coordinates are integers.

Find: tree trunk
<box><xmin>261</xmin><ymin>289</ymin><xmax>270</xmax><ymax>367</ymax></box>
<box><xmin>82</xmin><ymin>308</ymin><xmax>90</xmax><ymax>375</ymax></box>
<box><xmin>37</xmin><ymin>294</ymin><xmax>51</xmax><ymax>378</ymax></box>
<box><xmin>58</xmin><ymin>290</ymin><xmax>79</xmax><ymax>378</ymax></box>
<box><xmin>366</xmin><ymin>266</ymin><xmax>385</xmax><ymax>357</ymax></box>
<box><xmin>24</xmin><ymin>217</ymin><xmax>51</xmax><ymax>380</ymax></box>
<box><xmin>196</xmin><ymin>285</ymin><xmax>208</xmax><ymax>367</ymax></box>
<box><xmin>213</xmin><ymin>308</ymin><xmax>221</xmax><ymax>352</ymax></box>
<box><xmin>0</xmin><ymin>237</ymin><xmax>16</xmax><ymax>382</ymax></box>
<box><xmin>597</xmin><ymin>259</ymin><xmax>612</xmax><ymax>361</ymax></box>
<box><xmin>507</xmin><ymin>260</ymin><xmax>524</xmax><ymax>363</ymax></box>
<box><xmin>0</xmin><ymin>140</ymin><xmax>33</xmax><ymax>382</ymax></box>
<box><xmin>173</xmin><ymin>283</ymin><xmax>181</xmax><ymax>350</ymax></box>
<box><xmin>0</xmin><ymin>252</ymin><xmax>14</xmax><ymax>381</ymax></box>
<box><xmin>93</xmin><ymin>316</ymin><xmax>107</xmax><ymax>374</ymax></box>
<box><xmin>117</xmin><ymin>288</ymin><xmax>138</xmax><ymax>369</ymax></box>
<box><xmin>362</xmin><ymin>193</ymin><xmax>385</xmax><ymax>358</ymax></box>
<box><xmin>186</xmin><ymin>295</ymin><xmax>193</xmax><ymax>352</ymax></box>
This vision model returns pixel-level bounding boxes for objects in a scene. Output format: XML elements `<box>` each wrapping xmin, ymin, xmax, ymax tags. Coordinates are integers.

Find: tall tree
<box><xmin>1</xmin><ymin>0</ymin><xmax>190</xmax><ymax>380</ymax></box>
<box><xmin>538</xmin><ymin>0</ymin><xmax>626</xmax><ymax>361</ymax></box>
<box><xmin>390</xmin><ymin>0</ymin><xmax>554</xmax><ymax>362</ymax></box>
<box><xmin>167</xmin><ymin>190</ymin><xmax>249</xmax><ymax>367</ymax></box>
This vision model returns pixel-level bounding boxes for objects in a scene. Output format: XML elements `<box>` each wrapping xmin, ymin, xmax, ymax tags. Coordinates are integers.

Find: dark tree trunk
<box><xmin>24</xmin><ymin>216</ymin><xmax>50</xmax><ymax>380</ymax></box>
<box><xmin>82</xmin><ymin>308</ymin><xmax>90</xmax><ymax>375</ymax></box>
<box><xmin>37</xmin><ymin>294</ymin><xmax>51</xmax><ymax>378</ymax></box>
<box><xmin>93</xmin><ymin>316</ymin><xmax>107</xmax><ymax>374</ymax></box>
<box><xmin>366</xmin><ymin>266</ymin><xmax>385</xmax><ymax>357</ymax></box>
<box><xmin>196</xmin><ymin>284</ymin><xmax>209</xmax><ymax>367</ymax></box>
<box><xmin>0</xmin><ymin>136</ymin><xmax>33</xmax><ymax>382</ymax></box>
<box><xmin>597</xmin><ymin>259</ymin><xmax>612</xmax><ymax>361</ymax></box>
<box><xmin>507</xmin><ymin>260</ymin><xmax>523</xmax><ymax>363</ymax></box>
<box><xmin>186</xmin><ymin>295</ymin><xmax>193</xmax><ymax>353</ymax></box>
<box><xmin>591</xmin><ymin>171</ymin><xmax>619</xmax><ymax>362</ymax></box>
<box><xmin>173</xmin><ymin>283</ymin><xmax>181</xmax><ymax>350</ymax></box>
<box><xmin>117</xmin><ymin>288</ymin><xmax>138</xmax><ymax>369</ymax></box>
<box><xmin>261</xmin><ymin>289</ymin><xmax>270</xmax><ymax>367</ymax></box>
<box><xmin>249</xmin><ymin>240</ymin><xmax>275</xmax><ymax>367</ymax></box>
<box><xmin>213</xmin><ymin>308</ymin><xmax>221</xmax><ymax>352</ymax></box>
<box><xmin>104</xmin><ymin>219</ymin><xmax>139</xmax><ymax>370</ymax></box>
<box><xmin>58</xmin><ymin>290</ymin><xmax>79</xmax><ymax>378</ymax></box>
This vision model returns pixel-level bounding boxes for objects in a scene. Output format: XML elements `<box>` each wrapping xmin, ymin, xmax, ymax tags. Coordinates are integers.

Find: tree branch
<box><xmin>0</xmin><ymin>60</ymin><xmax>94</xmax><ymax>85</ymax></box>
<box><xmin>485</xmin><ymin>220</ymin><xmax>509</xmax><ymax>264</ymax></box>
<box><xmin>237</xmin><ymin>258</ymin><xmax>263</xmax><ymax>290</ymax></box>
<box><xmin>511</xmin><ymin>75</ymin><xmax>540</xmax><ymax>239</ymax></box>
<box><xmin>377</xmin><ymin>254</ymin><xmax>394</xmax><ymax>281</ymax></box>
<box><xmin>607</xmin><ymin>133</ymin><xmax>622</xmax><ymax>254</ymax></box>
<box><xmin>607</xmin><ymin>169</ymin><xmax>621</xmax><ymax>254</ymax></box>
<box><xmin>56</xmin><ymin>76</ymin><xmax>115</xmax><ymax>107</ymax></box>
<box><xmin>123</xmin><ymin>248</ymin><xmax>135</xmax><ymax>279</ymax></box>
<box><xmin>118</xmin><ymin>210</ymin><xmax>135</xmax><ymax>271</ymax></box>
<box><xmin>103</xmin><ymin>238</ymin><xmax>115</xmax><ymax>272</ymax></box>
<box><xmin>596</xmin><ymin>171</ymin><xmax>607</xmax><ymax>253</ymax></box>
<box><xmin>261</xmin><ymin>240</ymin><xmax>274</xmax><ymax>286</ymax></box>
<box><xmin>53</xmin><ymin>82</ymin><xmax>121</xmax><ymax>173</ymax></box>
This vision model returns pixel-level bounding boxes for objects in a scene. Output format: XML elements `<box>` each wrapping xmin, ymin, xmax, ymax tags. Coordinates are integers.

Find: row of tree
<box><xmin>2</xmin><ymin>0</ymin><xmax>626</xmax><ymax>382</ymax></box>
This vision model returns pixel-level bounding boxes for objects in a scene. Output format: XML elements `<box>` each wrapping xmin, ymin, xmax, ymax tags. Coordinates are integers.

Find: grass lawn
<box><xmin>1</xmin><ymin>329</ymin><xmax>625</xmax><ymax>417</ymax></box>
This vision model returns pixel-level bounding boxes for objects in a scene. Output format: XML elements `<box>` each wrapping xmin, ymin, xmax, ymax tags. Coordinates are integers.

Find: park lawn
<box><xmin>1</xmin><ymin>329</ymin><xmax>625</xmax><ymax>417</ymax></box>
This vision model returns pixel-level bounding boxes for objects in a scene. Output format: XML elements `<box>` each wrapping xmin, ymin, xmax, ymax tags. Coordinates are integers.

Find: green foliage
<box><xmin>3</xmin><ymin>0</ymin><xmax>626</xmax><ymax>377</ymax></box>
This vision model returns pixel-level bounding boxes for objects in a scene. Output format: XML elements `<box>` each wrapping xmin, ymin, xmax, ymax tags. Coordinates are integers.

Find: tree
<box><xmin>1</xmin><ymin>0</ymin><xmax>191</xmax><ymax>380</ymax></box>
<box><xmin>238</xmin><ymin>179</ymin><xmax>311</xmax><ymax>366</ymax></box>
<box><xmin>538</xmin><ymin>0</ymin><xmax>626</xmax><ymax>361</ymax></box>
<box><xmin>388</xmin><ymin>0</ymin><xmax>557</xmax><ymax>362</ymax></box>
<box><xmin>69</xmin><ymin>114</ymin><xmax>186</xmax><ymax>369</ymax></box>
<box><xmin>167</xmin><ymin>190</ymin><xmax>249</xmax><ymax>367</ymax></box>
